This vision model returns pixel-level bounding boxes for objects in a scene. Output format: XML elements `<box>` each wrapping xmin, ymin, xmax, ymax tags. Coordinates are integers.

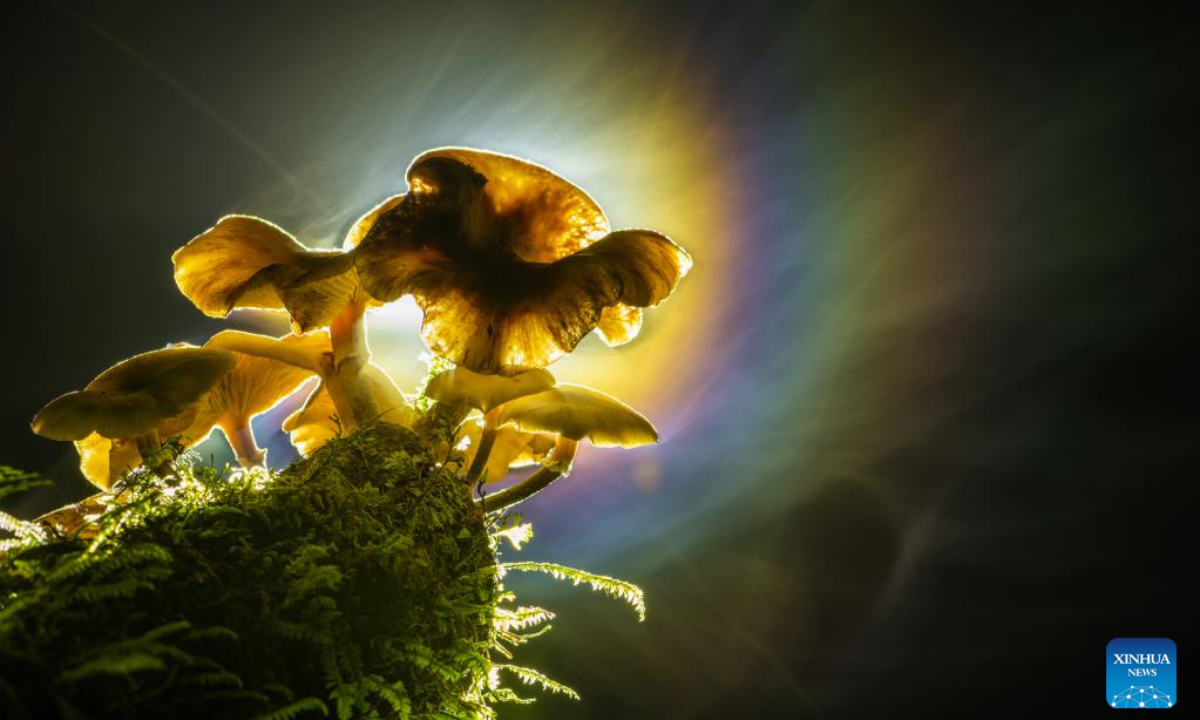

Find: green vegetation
<box><xmin>0</xmin><ymin>425</ymin><xmax>643</xmax><ymax>719</ymax></box>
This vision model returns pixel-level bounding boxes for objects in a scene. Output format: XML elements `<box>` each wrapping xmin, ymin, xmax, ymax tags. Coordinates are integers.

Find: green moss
<box><xmin>0</xmin><ymin>422</ymin><xmax>645</xmax><ymax>719</ymax></box>
<box><xmin>0</xmin><ymin>425</ymin><xmax>497</xmax><ymax>719</ymax></box>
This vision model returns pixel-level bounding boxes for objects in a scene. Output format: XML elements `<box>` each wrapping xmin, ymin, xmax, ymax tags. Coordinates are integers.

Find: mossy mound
<box><xmin>0</xmin><ymin>424</ymin><xmax>499</xmax><ymax>719</ymax></box>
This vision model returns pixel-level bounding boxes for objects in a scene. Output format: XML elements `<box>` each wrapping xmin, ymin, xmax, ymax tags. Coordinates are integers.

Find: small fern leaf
<box><xmin>494</xmin><ymin>664</ymin><xmax>580</xmax><ymax>700</ymax></box>
<box><xmin>501</xmin><ymin>562</ymin><xmax>646</xmax><ymax>621</ymax></box>
<box><xmin>60</xmin><ymin>652</ymin><xmax>166</xmax><ymax>682</ymax></box>
<box><xmin>248</xmin><ymin>697</ymin><xmax>329</xmax><ymax>720</ymax></box>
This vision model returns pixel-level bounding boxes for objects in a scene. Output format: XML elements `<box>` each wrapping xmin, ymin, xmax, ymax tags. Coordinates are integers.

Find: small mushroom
<box><xmin>199</xmin><ymin>332</ymin><xmax>328</xmax><ymax>465</ymax></box>
<box><xmin>424</xmin><ymin>365</ymin><xmax>555</xmax><ymax>484</ymax></box>
<box><xmin>477</xmin><ymin>384</ymin><xmax>658</xmax><ymax>511</ymax></box>
<box><xmin>352</xmin><ymin>147</ymin><xmax>691</xmax><ymax>375</ymax></box>
<box><xmin>342</xmin><ymin>194</ymin><xmax>406</xmax><ymax>250</ymax></box>
<box><xmin>282</xmin><ymin>367</ymin><xmax>415</xmax><ymax>457</ymax></box>
<box><xmin>174</xmin><ymin>215</ymin><xmax>389</xmax><ymax>424</ymax></box>
<box><xmin>425</xmin><ymin>366</ymin><xmax>556</xmax><ymax>413</ymax></box>
<box><xmin>207</xmin><ymin>330</ymin><xmax>415</xmax><ymax>457</ymax></box>
<box><xmin>456</xmin><ymin>418</ymin><xmax>556</xmax><ymax>486</ymax></box>
<box><xmin>31</xmin><ymin>346</ymin><xmax>236</xmax><ymax>489</ymax></box>
<box><xmin>280</xmin><ymin>380</ymin><xmax>339</xmax><ymax>457</ymax></box>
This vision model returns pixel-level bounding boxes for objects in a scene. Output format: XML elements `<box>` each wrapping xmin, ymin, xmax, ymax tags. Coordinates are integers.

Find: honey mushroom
<box><xmin>475</xmin><ymin>384</ymin><xmax>658</xmax><ymax>512</ymax></box>
<box><xmin>281</xmin><ymin>366</ymin><xmax>415</xmax><ymax>457</ymax></box>
<box><xmin>30</xmin><ymin>346</ymin><xmax>237</xmax><ymax>489</ymax></box>
<box><xmin>456</xmin><ymin>419</ymin><xmax>556</xmax><ymax>488</ymax></box>
<box><xmin>351</xmin><ymin>147</ymin><xmax>692</xmax><ymax>377</ymax></box>
<box><xmin>198</xmin><ymin>331</ymin><xmax>332</xmax><ymax>465</ymax></box>
<box><xmin>173</xmin><ymin>205</ymin><xmax>397</xmax><ymax>428</ymax></box>
<box><xmin>205</xmin><ymin>330</ymin><xmax>415</xmax><ymax>457</ymax></box>
<box><xmin>423</xmin><ymin>365</ymin><xmax>555</xmax><ymax>484</ymax></box>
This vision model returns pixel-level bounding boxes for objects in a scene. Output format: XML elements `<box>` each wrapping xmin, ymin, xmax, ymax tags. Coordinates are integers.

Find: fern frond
<box><xmin>248</xmin><ymin>697</ymin><xmax>329</xmax><ymax>720</ymax></box>
<box><xmin>182</xmin><ymin>670</ymin><xmax>243</xmax><ymax>689</ymax></box>
<box><xmin>492</xmin><ymin>606</ymin><xmax>554</xmax><ymax>633</ymax></box>
<box><xmin>494</xmin><ymin>664</ymin><xmax>580</xmax><ymax>700</ymax></box>
<box><xmin>60</xmin><ymin>652</ymin><xmax>166</xmax><ymax>682</ymax></box>
<box><xmin>0</xmin><ymin>466</ymin><xmax>52</xmax><ymax>503</ymax></box>
<box><xmin>0</xmin><ymin>510</ymin><xmax>47</xmax><ymax>545</ymax></box>
<box><xmin>485</xmin><ymin>687</ymin><xmax>536</xmax><ymax>705</ymax></box>
<box><xmin>361</xmin><ymin>675</ymin><xmax>411</xmax><ymax>717</ymax></box>
<box><xmin>491</xmin><ymin>522</ymin><xmax>533</xmax><ymax>551</ymax></box>
<box><xmin>501</xmin><ymin>562</ymin><xmax>646</xmax><ymax>621</ymax></box>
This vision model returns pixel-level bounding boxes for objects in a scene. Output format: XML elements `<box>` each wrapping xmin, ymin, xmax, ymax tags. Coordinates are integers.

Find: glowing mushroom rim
<box><xmin>16</xmin><ymin>147</ymin><xmax>689</xmax><ymax>714</ymax></box>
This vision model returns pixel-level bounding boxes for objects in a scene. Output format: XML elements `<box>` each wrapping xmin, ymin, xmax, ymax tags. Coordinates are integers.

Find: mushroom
<box><xmin>280</xmin><ymin>380</ymin><xmax>339</xmax><ymax>457</ymax></box>
<box><xmin>206</xmin><ymin>330</ymin><xmax>415</xmax><ymax>457</ymax></box>
<box><xmin>456</xmin><ymin>418</ymin><xmax>557</xmax><ymax>486</ymax></box>
<box><xmin>31</xmin><ymin>346</ymin><xmax>237</xmax><ymax>489</ymax></box>
<box><xmin>352</xmin><ymin>147</ymin><xmax>692</xmax><ymax>376</ymax></box>
<box><xmin>475</xmin><ymin>384</ymin><xmax>658</xmax><ymax>512</ymax></box>
<box><xmin>198</xmin><ymin>331</ymin><xmax>329</xmax><ymax>465</ymax></box>
<box><xmin>281</xmin><ymin>367</ymin><xmax>415</xmax><ymax>457</ymax></box>
<box><xmin>423</xmin><ymin>365</ymin><xmax>555</xmax><ymax>484</ymax></box>
<box><xmin>172</xmin><ymin>215</ymin><xmax>357</xmax><ymax>332</ymax></box>
<box><xmin>173</xmin><ymin>210</ymin><xmax>394</xmax><ymax>426</ymax></box>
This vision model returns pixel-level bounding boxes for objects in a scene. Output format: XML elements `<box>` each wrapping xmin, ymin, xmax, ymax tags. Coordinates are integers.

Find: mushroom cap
<box><xmin>205</xmin><ymin>329</ymin><xmax>330</xmax><ymax>375</ymax></box>
<box><xmin>74</xmin><ymin>405</ymin><xmax>204</xmax><ymax>490</ymax></box>
<box><xmin>407</xmin><ymin>147</ymin><xmax>608</xmax><ymax>262</ymax></box>
<box><xmin>75</xmin><ymin>434</ymin><xmax>143</xmax><ymax>490</ymax></box>
<box><xmin>31</xmin><ymin>346</ymin><xmax>236</xmax><ymax>442</ymax></box>
<box><xmin>458</xmin><ymin>417</ymin><xmax>556</xmax><ymax>484</ymax></box>
<box><xmin>173</xmin><ymin>215</ymin><xmax>308</xmax><ymax>316</ymax></box>
<box><xmin>595</xmin><ymin>304</ymin><xmax>644</xmax><ymax>347</ymax></box>
<box><xmin>424</xmin><ymin>366</ymin><xmax>555</xmax><ymax>413</ymax></box>
<box><xmin>353</xmin><ymin>148</ymin><xmax>692</xmax><ymax>375</ymax></box>
<box><xmin>200</xmin><ymin>332</ymin><xmax>323</xmax><ymax>431</ymax></box>
<box><xmin>493</xmin><ymin>384</ymin><xmax>658</xmax><ymax>448</ymax></box>
<box><xmin>281</xmin><ymin>380</ymin><xmax>340</xmax><ymax>456</ymax></box>
<box><xmin>343</xmin><ymin>194</ymin><xmax>405</xmax><ymax>250</ymax></box>
<box><xmin>173</xmin><ymin>215</ymin><xmax>366</xmax><ymax>333</ymax></box>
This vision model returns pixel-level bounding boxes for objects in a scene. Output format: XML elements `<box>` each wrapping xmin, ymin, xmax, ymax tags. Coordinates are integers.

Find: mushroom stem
<box><xmin>329</xmin><ymin>298</ymin><xmax>381</xmax><ymax>425</ymax></box>
<box><xmin>222</xmin><ymin>420</ymin><xmax>266</xmax><ymax>467</ymax></box>
<box><xmin>464</xmin><ymin>408</ymin><xmax>502</xmax><ymax>485</ymax></box>
<box><xmin>133</xmin><ymin>431</ymin><xmax>180</xmax><ymax>479</ymax></box>
<box><xmin>476</xmin><ymin>438</ymin><xmax>579</xmax><ymax>512</ymax></box>
<box><xmin>316</xmin><ymin>355</ymin><xmax>358</xmax><ymax>433</ymax></box>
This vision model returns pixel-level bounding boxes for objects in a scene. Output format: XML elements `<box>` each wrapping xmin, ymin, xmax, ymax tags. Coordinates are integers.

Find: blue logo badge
<box><xmin>1108</xmin><ymin>638</ymin><xmax>1176</xmax><ymax>709</ymax></box>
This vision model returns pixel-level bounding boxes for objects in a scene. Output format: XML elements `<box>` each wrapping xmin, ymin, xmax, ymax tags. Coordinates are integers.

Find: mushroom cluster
<box><xmin>31</xmin><ymin>147</ymin><xmax>690</xmax><ymax>521</ymax></box>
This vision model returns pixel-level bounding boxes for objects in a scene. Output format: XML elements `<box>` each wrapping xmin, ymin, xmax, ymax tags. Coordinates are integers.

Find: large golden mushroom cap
<box><xmin>353</xmin><ymin>147</ymin><xmax>691</xmax><ymax>375</ymax></box>
<box><xmin>342</xmin><ymin>194</ymin><xmax>406</xmax><ymax>250</ymax></box>
<box><xmin>173</xmin><ymin>215</ymin><xmax>364</xmax><ymax>333</ymax></box>
<box><xmin>407</xmin><ymin>148</ymin><xmax>608</xmax><ymax>261</ymax></box>
<box><xmin>31</xmin><ymin>346</ymin><xmax>236</xmax><ymax>442</ymax></box>
<box><xmin>493</xmin><ymin>384</ymin><xmax>658</xmax><ymax>448</ymax></box>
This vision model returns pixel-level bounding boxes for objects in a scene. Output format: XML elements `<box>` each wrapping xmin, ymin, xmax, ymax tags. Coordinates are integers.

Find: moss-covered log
<box><xmin>0</xmin><ymin>425</ymin><xmax>500</xmax><ymax>720</ymax></box>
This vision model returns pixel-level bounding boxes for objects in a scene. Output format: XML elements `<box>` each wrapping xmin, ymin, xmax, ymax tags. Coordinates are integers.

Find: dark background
<box><xmin>2</xmin><ymin>1</ymin><xmax>1195</xmax><ymax>717</ymax></box>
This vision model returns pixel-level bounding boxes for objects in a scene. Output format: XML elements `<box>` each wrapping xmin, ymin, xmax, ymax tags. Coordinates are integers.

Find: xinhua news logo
<box><xmin>1108</xmin><ymin>638</ymin><xmax>1176</xmax><ymax>709</ymax></box>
